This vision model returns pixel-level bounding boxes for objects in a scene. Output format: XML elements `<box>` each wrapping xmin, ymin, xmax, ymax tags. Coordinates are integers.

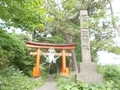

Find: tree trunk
<box><xmin>27</xmin><ymin>32</ymin><xmax>33</xmax><ymax>41</ymax></box>
<box><xmin>60</xmin><ymin>30</ymin><xmax>78</xmax><ymax>73</ymax></box>
<box><xmin>109</xmin><ymin>0</ymin><xmax>120</xmax><ymax>37</ymax></box>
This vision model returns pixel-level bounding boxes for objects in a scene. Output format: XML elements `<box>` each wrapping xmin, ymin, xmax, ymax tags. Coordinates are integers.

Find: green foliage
<box><xmin>58</xmin><ymin>81</ymin><xmax>117</xmax><ymax>90</ymax></box>
<box><xmin>56</xmin><ymin>64</ymin><xmax>120</xmax><ymax>90</ymax></box>
<box><xmin>35</xmin><ymin>33</ymin><xmax>65</xmax><ymax>44</ymax></box>
<box><xmin>0</xmin><ymin>0</ymin><xmax>48</xmax><ymax>33</ymax></box>
<box><xmin>0</xmin><ymin>66</ymin><xmax>46</xmax><ymax>90</ymax></box>
<box><xmin>1</xmin><ymin>0</ymin><xmax>119</xmax><ymax>63</ymax></box>
<box><xmin>98</xmin><ymin>64</ymin><xmax>120</xmax><ymax>89</ymax></box>
<box><xmin>43</xmin><ymin>0</ymin><xmax>119</xmax><ymax>63</ymax></box>
<box><xmin>57</xmin><ymin>77</ymin><xmax>118</xmax><ymax>90</ymax></box>
<box><xmin>0</xmin><ymin>28</ymin><xmax>34</xmax><ymax>76</ymax></box>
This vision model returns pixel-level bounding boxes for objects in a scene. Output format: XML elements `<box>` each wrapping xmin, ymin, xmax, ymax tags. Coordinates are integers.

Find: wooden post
<box><xmin>32</xmin><ymin>49</ymin><xmax>40</xmax><ymax>77</ymax></box>
<box><xmin>61</xmin><ymin>49</ymin><xmax>69</xmax><ymax>76</ymax></box>
<box><xmin>62</xmin><ymin>49</ymin><xmax>66</xmax><ymax>70</ymax></box>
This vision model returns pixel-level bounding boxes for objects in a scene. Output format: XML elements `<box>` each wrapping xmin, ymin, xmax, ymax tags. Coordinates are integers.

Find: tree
<box><xmin>1</xmin><ymin>0</ymin><xmax>120</xmax><ymax>73</ymax></box>
<box><xmin>109</xmin><ymin>0</ymin><xmax>120</xmax><ymax>37</ymax></box>
<box><xmin>0</xmin><ymin>0</ymin><xmax>52</xmax><ymax>41</ymax></box>
<box><xmin>42</xmin><ymin>0</ymin><xmax>120</xmax><ymax>71</ymax></box>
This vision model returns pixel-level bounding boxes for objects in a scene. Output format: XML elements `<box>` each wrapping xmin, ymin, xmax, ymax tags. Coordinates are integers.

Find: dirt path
<box><xmin>37</xmin><ymin>75</ymin><xmax>57</xmax><ymax>90</ymax></box>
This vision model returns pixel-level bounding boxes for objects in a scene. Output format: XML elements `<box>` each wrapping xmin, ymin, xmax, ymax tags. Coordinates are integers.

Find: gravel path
<box><xmin>37</xmin><ymin>75</ymin><xmax>57</xmax><ymax>90</ymax></box>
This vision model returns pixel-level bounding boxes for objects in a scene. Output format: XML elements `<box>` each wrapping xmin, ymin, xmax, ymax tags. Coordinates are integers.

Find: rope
<box><xmin>54</xmin><ymin>54</ymin><xmax>61</xmax><ymax>60</ymax></box>
<box><xmin>40</xmin><ymin>51</ymin><xmax>62</xmax><ymax>63</ymax></box>
<box><xmin>40</xmin><ymin>51</ymin><xmax>49</xmax><ymax>59</ymax></box>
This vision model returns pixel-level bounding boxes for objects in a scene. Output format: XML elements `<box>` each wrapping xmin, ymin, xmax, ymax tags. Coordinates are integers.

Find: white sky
<box><xmin>98</xmin><ymin>0</ymin><xmax>120</xmax><ymax>64</ymax></box>
<box><xmin>112</xmin><ymin>0</ymin><xmax>120</xmax><ymax>13</ymax></box>
<box><xmin>98</xmin><ymin>51</ymin><xmax>120</xmax><ymax>64</ymax></box>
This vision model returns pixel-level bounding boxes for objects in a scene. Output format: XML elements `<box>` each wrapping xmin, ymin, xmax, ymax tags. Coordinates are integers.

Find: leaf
<box><xmin>71</xmin><ymin>87</ymin><xmax>79</xmax><ymax>90</ymax></box>
<box><xmin>64</xmin><ymin>85</ymin><xmax>72</xmax><ymax>90</ymax></box>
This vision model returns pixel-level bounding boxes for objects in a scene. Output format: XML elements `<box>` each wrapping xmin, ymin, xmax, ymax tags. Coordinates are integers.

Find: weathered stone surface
<box><xmin>79</xmin><ymin>62</ymin><xmax>97</xmax><ymax>72</ymax></box>
<box><xmin>76</xmin><ymin>62</ymin><xmax>103</xmax><ymax>83</ymax></box>
<box><xmin>76</xmin><ymin>72</ymin><xmax>103</xmax><ymax>83</ymax></box>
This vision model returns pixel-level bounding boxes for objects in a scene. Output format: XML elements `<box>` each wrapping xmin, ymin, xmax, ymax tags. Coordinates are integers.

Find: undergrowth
<box><xmin>56</xmin><ymin>71</ymin><xmax>119</xmax><ymax>90</ymax></box>
<box><xmin>0</xmin><ymin>66</ymin><xmax>47</xmax><ymax>90</ymax></box>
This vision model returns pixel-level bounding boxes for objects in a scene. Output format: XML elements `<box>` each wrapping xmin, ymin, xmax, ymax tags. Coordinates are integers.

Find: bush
<box><xmin>0</xmin><ymin>29</ymin><xmax>34</xmax><ymax>76</ymax></box>
<box><xmin>0</xmin><ymin>66</ymin><xmax>46</xmax><ymax>90</ymax></box>
<box><xmin>56</xmin><ymin>66</ymin><xmax>119</xmax><ymax>90</ymax></box>
<box><xmin>98</xmin><ymin>64</ymin><xmax>120</xmax><ymax>89</ymax></box>
<box><xmin>56</xmin><ymin>77</ymin><xmax>118</xmax><ymax>90</ymax></box>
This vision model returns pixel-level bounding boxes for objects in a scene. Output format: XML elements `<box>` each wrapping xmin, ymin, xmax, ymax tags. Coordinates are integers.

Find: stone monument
<box><xmin>76</xmin><ymin>10</ymin><xmax>103</xmax><ymax>83</ymax></box>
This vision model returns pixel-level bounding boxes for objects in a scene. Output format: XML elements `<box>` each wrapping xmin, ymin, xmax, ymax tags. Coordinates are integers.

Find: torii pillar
<box><xmin>61</xmin><ymin>49</ymin><xmax>69</xmax><ymax>76</ymax></box>
<box><xmin>32</xmin><ymin>49</ymin><xmax>40</xmax><ymax>77</ymax></box>
<box><xmin>76</xmin><ymin>10</ymin><xmax>103</xmax><ymax>83</ymax></box>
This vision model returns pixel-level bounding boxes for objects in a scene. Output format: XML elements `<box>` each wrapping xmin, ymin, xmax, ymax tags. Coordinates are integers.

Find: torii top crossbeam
<box><xmin>26</xmin><ymin>41</ymin><xmax>77</xmax><ymax>49</ymax></box>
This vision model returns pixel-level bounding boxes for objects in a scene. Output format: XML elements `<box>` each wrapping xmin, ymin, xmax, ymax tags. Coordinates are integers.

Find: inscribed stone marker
<box><xmin>80</xmin><ymin>10</ymin><xmax>91</xmax><ymax>62</ymax></box>
<box><xmin>76</xmin><ymin>10</ymin><xmax>103</xmax><ymax>83</ymax></box>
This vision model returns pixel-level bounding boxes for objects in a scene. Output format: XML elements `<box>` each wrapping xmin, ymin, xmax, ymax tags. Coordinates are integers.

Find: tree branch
<box><xmin>68</xmin><ymin>12</ymin><xmax>79</xmax><ymax>21</ymax></box>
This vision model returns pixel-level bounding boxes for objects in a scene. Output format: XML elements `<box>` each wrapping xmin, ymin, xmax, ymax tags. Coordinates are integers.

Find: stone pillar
<box><xmin>76</xmin><ymin>10</ymin><xmax>103</xmax><ymax>83</ymax></box>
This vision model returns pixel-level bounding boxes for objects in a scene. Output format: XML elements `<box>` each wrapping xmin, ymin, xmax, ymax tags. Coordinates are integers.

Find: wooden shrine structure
<box><xmin>26</xmin><ymin>41</ymin><xmax>77</xmax><ymax>77</ymax></box>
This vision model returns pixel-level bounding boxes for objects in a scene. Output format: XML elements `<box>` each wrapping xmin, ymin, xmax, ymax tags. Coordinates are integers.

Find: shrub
<box><xmin>0</xmin><ymin>66</ymin><xmax>46</xmax><ymax>90</ymax></box>
<box><xmin>98</xmin><ymin>64</ymin><xmax>120</xmax><ymax>89</ymax></box>
<box><xmin>56</xmin><ymin>68</ymin><xmax>119</xmax><ymax>90</ymax></box>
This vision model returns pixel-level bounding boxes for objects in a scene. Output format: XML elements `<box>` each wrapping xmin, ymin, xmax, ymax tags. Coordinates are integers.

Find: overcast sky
<box><xmin>112</xmin><ymin>0</ymin><xmax>120</xmax><ymax>13</ymax></box>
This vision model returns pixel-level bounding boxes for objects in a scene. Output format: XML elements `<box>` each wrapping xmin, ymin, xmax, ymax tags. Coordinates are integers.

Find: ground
<box><xmin>35</xmin><ymin>75</ymin><xmax>57</xmax><ymax>90</ymax></box>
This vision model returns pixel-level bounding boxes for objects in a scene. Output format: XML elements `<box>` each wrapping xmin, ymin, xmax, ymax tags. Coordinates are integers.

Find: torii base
<box><xmin>76</xmin><ymin>62</ymin><xmax>103</xmax><ymax>83</ymax></box>
<box><xmin>32</xmin><ymin>67</ymin><xmax>40</xmax><ymax>77</ymax></box>
<box><xmin>61</xmin><ymin>67</ymin><xmax>69</xmax><ymax>77</ymax></box>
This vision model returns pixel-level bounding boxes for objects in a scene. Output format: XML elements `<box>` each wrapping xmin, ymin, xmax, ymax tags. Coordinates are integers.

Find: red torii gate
<box><xmin>26</xmin><ymin>41</ymin><xmax>77</xmax><ymax>77</ymax></box>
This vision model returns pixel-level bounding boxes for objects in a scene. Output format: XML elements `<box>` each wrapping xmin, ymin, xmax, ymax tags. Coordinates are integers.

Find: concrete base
<box><xmin>76</xmin><ymin>62</ymin><xmax>103</xmax><ymax>83</ymax></box>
